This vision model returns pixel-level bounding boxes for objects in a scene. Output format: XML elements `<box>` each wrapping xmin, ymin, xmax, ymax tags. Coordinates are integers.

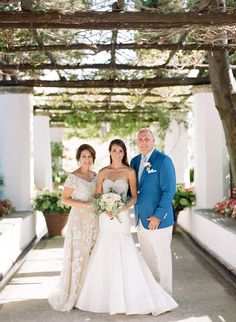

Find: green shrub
<box><xmin>33</xmin><ymin>190</ymin><xmax>70</xmax><ymax>214</ymax></box>
<box><xmin>173</xmin><ymin>184</ymin><xmax>196</xmax><ymax>213</ymax></box>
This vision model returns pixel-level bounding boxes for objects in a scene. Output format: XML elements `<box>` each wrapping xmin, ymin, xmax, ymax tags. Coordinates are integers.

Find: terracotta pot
<box><xmin>172</xmin><ymin>212</ymin><xmax>179</xmax><ymax>234</ymax></box>
<box><xmin>43</xmin><ymin>212</ymin><xmax>68</xmax><ymax>236</ymax></box>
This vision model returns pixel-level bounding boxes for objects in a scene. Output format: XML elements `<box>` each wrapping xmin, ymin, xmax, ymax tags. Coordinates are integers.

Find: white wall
<box><xmin>178</xmin><ymin>209</ymin><xmax>236</xmax><ymax>273</ymax></box>
<box><xmin>193</xmin><ymin>92</ymin><xmax>228</xmax><ymax>208</ymax></box>
<box><xmin>34</xmin><ymin>115</ymin><xmax>52</xmax><ymax>190</ymax></box>
<box><xmin>50</xmin><ymin>127</ymin><xmax>64</xmax><ymax>143</ymax></box>
<box><xmin>164</xmin><ymin>120</ymin><xmax>188</xmax><ymax>183</ymax></box>
<box><xmin>0</xmin><ymin>212</ymin><xmax>47</xmax><ymax>280</ymax></box>
<box><xmin>0</xmin><ymin>92</ymin><xmax>34</xmax><ymax>210</ymax></box>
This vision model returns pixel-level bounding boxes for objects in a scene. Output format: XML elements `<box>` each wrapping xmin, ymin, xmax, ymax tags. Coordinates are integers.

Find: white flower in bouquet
<box><xmin>93</xmin><ymin>188</ymin><xmax>128</xmax><ymax>222</ymax></box>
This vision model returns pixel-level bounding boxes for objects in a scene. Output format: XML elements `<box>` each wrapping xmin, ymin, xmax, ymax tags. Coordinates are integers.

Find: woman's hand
<box><xmin>119</xmin><ymin>205</ymin><xmax>128</xmax><ymax>213</ymax></box>
<box><xmin>105</xmin><ymin>211</ymin><xmax>114</xmax><ymax>218</ymax></box>
<box><xmin>83</xmin><ymin>201</ymin><xmax>93</xmax><ymax>207</ymax></box>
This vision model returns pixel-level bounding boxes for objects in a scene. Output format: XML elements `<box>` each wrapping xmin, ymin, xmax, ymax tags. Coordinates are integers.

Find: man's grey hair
<box><xmin>137</xmin><ymin>128</ymin><xmax>154</xmax><ymax>139</ymax></box>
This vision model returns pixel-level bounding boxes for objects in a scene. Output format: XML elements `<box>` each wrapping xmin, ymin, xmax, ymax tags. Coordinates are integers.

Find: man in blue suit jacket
<box><xmin>130</xmin><ymin>128</ymin><xmax>176</xmax><ymax>295</ymax></box>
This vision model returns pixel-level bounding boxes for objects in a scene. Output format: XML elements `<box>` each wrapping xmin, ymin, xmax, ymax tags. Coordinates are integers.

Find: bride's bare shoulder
<box><xmin>126</xmin><ymin>166</ymin><xmax>136</xmax><ymax>176</ymax></box>
<box><xmin>98</xmin><ymin>166</ymin><xmax>110</xmax><ymax>175</ymax></box>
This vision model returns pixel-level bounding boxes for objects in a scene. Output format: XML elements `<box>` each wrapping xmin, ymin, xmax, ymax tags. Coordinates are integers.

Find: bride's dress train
<box><xmin>77</xmin><ymin>179</ymin><xmax>178</xmax><ymax>315</ymax></box>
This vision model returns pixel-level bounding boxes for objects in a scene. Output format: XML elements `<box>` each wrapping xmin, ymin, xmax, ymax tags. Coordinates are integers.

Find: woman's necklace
<box><xmin>78</xmin><ymin>168</ymin><xmax>92</xmax><ymax>181</ymax></box>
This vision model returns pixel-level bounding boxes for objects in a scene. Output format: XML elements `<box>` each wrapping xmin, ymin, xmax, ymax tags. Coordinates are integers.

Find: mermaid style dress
<box><xmin>77</xmin><ymin>179</ymin><xmax>178</xmax><ymax>315</ymax></box>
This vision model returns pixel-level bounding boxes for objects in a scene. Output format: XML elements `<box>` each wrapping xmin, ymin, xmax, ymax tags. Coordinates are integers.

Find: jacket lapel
<box><xmin>148</xmin><ymin>149</ymin><xmax>157</xmax><ymax>167</ymax></box>
<box><xmin>139</xmin><ymin>149</ymin><xmax>157</xmax><ymax>187</ymax></box>
<box><xmin>139</xmin><ymin>161</ymin><xmax>147</xmax><ymax>187</ymax></box>
<box><xmin>135</xmin><ymin>154</ymin><xmax>141</xmax><ymax>184</ymax></box>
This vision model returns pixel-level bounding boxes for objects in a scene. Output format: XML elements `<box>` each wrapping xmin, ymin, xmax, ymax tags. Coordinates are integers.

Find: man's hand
<box><xmin>147</xmin><ymin>216</ymin><xmax>160</xmax><ymax>230</ymax></box>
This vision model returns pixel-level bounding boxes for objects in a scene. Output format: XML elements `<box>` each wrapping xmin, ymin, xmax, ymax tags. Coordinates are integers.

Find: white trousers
<box><xmin>137</xmin><ymin>223</ymin><xmax>173</xmax><ymax>295</ymax></box>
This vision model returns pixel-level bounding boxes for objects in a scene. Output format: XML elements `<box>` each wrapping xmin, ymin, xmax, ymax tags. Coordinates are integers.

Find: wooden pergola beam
<box><xmin>34</xmin><ymin>91</ymin><xmax>191</xmax><ymax>98</ymax></box>
<box><xmin>34</xmin><ymin>99</ymin><xmax>177</xmax><ymax>106</ymax></box>
<box><xmin>41</xmin><ymin>110</ymin><xmax>179</xmax><ymax>115</ymax></box>
<box><xmin>36</xmin><ymin>110</ymin><xmax>178</xmax><ymax>115</ymax></box>
<box><xmin>0</xmin><ymin>12</ymin><xmax>235</xmax><ymax>29</ymax></box>
<box><xmin>0</xmin><ymin>63</ymin><xmax>221</xmax><ymax>71</ymax></box>
<box><xmin>50</xmin><ymin>116</ymin><xmax>164</xmax><ymax>123</ymax></box>
<box><xmin>34</xmin><ymin>103</ymin><xmax>176</xmax><ymax>111</ymax></box>
<box><xmin>2</xmin><ymin>43</ymin><xmax>236</xmax><ymax>53</ymax></box>
<box><xmin>0</xmin><ymin>77</ymin><xmax>210</xmax><ymax>88</ymax></box>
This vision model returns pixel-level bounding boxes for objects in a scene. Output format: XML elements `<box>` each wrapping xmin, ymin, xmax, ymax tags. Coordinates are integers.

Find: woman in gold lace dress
<box><xmin>48</xmin><ymin>144</ymin><xmax>98</xmax><ymax>312</ymax></box>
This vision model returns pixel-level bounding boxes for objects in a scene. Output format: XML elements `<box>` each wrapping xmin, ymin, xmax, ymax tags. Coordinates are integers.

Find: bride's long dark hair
<box><xmin>109</xmin><ymin>139</ymin><xmax>129</xmax><ymax>167</ymax></box>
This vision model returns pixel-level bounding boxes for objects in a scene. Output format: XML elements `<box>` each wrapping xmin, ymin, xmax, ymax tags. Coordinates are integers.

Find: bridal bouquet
<box><xmin>93</xmin><ymin>188</ymin><xmax>128</xmax><ymax>222</ymax></box>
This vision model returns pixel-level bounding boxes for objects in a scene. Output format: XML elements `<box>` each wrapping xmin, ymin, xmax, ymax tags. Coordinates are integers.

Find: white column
<box><xmin>193</xmin><ymin>91</ymin><xmax>228</xmax><ymax>208</ymax></box>
<box><xmin>0</xmin><ymin>89</ymin><xmax>34</xmax><ymax>210</ymax></box>
<box><xmin>34</xmin><ymin>114</ymin><xmax>52</xmax><ymax>190</ymax></box>
<box><xmin>50</xmin><ymin>126</ymin><xmax>64</xmax><ymax>143</ymax></box>
<box><xmin>164</xmin><ymin>120</ymin><xmax>188</xmax><ymax>183</ymax></box>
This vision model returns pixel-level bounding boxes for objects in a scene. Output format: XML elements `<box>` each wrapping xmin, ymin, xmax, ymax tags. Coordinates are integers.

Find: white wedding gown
<box><xmin>77</xmin><ymin>179</ymin><xmax>178</xmax><ymax>315</ymax></box>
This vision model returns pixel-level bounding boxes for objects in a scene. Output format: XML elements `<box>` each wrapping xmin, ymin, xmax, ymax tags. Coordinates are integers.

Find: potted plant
<box><xmin>0</xmin><ymin>199</ymin><xmax>15</xmax><ymax>217</ymax></box>
<box><xmin>173</xmin><ymin>184</ymin><xmax>196</xmax><ymax>233</ymax></box>
<box><xmin>214</xmin><ymin>187</ymin><xmax>236</xmax><ymax>219</ymax></box>
<box><xmin>33</xmin><ymin>189</ymin><xmax>71</xmax><ymax>236</ymax></box>
<box><xmin>214</xmin><ymin>199</ymin><xmax>236</xmax><ymax>219</ymax></box>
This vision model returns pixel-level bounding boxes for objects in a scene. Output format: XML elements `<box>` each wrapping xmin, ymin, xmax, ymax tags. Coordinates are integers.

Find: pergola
<box><xmin>1</xmin><ymin>3</ymin><xmax>236</xmax><ymax>275</ymax></box>
<box><xmin>0</xmin><ymin>0</ymin><xmax>235</xmax><ymax>128</ymax></box>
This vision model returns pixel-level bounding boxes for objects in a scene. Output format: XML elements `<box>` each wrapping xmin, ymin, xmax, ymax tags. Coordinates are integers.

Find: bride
<box><xmin>77</xmin><ymin>139</ymin><xmax>178</xmax><ymax>315</ymax></box>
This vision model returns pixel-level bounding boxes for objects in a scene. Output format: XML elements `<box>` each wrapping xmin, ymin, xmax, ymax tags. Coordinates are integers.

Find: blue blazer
<box><xmin>130</xmin><ymin>149</ymin><xmax>176</xmax><ymax>229</ymax></box>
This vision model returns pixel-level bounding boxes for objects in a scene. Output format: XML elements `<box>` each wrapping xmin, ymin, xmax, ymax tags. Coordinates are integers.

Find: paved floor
<box><xmin>0</xmin><ymin>229</ymin><xmax>236</xmax><ymax>322</ymax></box>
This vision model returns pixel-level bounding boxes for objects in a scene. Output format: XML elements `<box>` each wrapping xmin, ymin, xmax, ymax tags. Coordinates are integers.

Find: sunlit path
<box><xmin>0</xmin><ymin>229</ymin><xmax>235</xmax><ymax>322</ymax></box>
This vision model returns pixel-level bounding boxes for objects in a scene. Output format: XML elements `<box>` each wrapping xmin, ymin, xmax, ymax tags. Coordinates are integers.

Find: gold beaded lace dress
<box><xmin>48</xmin><ymin>173</ymin><xmax>98</xmax><ymax>312</ymax></box>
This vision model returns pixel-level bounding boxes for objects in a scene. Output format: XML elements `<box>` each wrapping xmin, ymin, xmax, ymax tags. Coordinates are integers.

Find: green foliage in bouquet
<box><xmin>33</xmin><ymin>190</ymin><xmax>70</xmax><ymax>214</ymax></box>
<box><xmin>173</xmin><ymin>184</ymin><xmax>196</xmax><ymax>213</ymax></box>
<box><xmin>93</xmin><ymin>188</ymin><xmax>128</xmax><ymax>223</ymax></box>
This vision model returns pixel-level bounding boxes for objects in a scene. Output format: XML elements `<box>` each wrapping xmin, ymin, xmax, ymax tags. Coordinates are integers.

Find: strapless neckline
<box><xmin>104</xmin><ymin>178</ymin><xmax>128</xmax><ymax>185</ymax></box>
<box><xmin>103</xmin><ymin>178</ymin><xmax>129</xmax><ymax>195</ymax></box>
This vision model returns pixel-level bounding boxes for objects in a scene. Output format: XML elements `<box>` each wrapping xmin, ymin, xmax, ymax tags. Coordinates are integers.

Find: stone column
<box><xmin>0</xmin><ymin>88</ymin><xmax>34</xmax><ymax>210</ymax></box>
<box><xmin>164</xmin><ymin>120</ymin><xmax>188</xmax><ymax>184</ymax></box>
<box><xmin>50</xmin><ymin>126</ymin><xmax>64</xmax><ymax>143</ymax></box>
<box><xmin>193</xmin><ymin>90</ymin><xmax>228</xmax><ymax>208</ymax></box>
<box><xmin>34</xmin><ymin>114</ymin><xmax>53</xmax><ymax>190</ymax></box>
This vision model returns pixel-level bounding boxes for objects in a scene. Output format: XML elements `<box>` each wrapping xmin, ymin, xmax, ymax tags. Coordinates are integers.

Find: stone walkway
<box><xmin>0</xmin><ymin>229</ymin><xmax>236</xmax><ymax>322</ymax></box>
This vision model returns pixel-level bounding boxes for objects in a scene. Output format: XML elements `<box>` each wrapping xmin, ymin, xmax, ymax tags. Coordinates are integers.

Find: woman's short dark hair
<box><xmin>109</xmin><ymin>139</ymin><xmax>129</xmax><ymax>166</ymax></box>
<box><xmin>76</xmin><ymin>144</ymin><xmax>96</xmax><ymax>162</ymax></box>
